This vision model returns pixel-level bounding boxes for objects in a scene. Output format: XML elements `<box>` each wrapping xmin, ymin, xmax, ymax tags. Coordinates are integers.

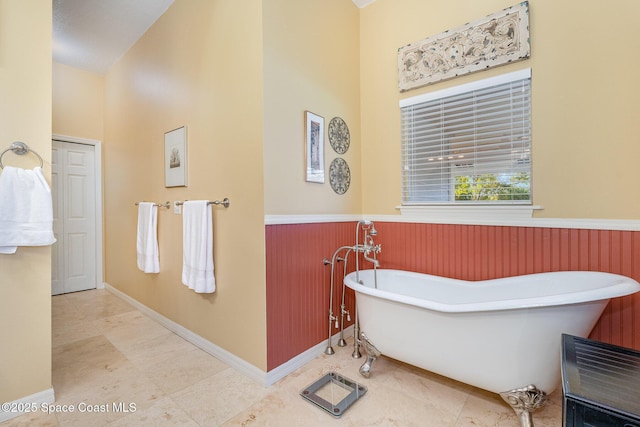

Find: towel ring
<box><xmin>0</xmin><ymin>141</ymin><xmax>44</xmax><ymax>169</ymax></box>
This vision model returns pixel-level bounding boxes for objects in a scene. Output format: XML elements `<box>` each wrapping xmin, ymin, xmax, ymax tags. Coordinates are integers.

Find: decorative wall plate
<box><xmin>397</xmin><ymin>2</ymin><xmax>530</xmax><ymax>91</ymax></box>
<box><xmin>328</xmin><ymin>117</ymin><xmax>350</xmax><ymax>154</ymax></box>
<box><xmin>329</xmin><ymin>157</ymin><xmax>351</xmax><ymax>195</ymax></box>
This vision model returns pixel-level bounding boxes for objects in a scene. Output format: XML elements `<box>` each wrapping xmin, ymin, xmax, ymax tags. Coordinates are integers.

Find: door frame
<box><xmin>52</xmin><ymin>134</ymin><xmax>104</xmax><ymax>290</ymax></box>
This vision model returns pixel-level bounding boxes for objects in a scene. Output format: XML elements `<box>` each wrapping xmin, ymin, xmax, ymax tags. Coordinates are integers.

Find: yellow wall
<box><xmin>0</xmin><ymin>0</ymin><xmax>52</xmax><ymax>402</ymax></box>
<box><xmin>102</xmin><ymin>0</ymin><xmax>360</xmax><ymax>371</ymax></box>
<box><xmin>360</xmin><ymin>0</ymin><xmax>640</xmax><ymax>219</ymax></box>
<box><xmin>263</xmin><ymin>0</ymin><xmax>361</xmax><ymax>215</ymax></box>
<box><xmin>104</xmin><ymin>0</ymin><xmax>267</xmax><ymax>370</ymax></box>
<box><xmin>52</xmin><ymin>62</ymin><xmax>105</xmax><ymax>141</ymax></box>
<box><xmin>57</xmin><ymin>0</ymin><xmax>640</xmax><ymax>383</ymax></box>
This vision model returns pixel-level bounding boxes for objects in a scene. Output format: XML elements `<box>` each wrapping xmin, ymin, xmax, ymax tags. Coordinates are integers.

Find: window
<box><xmin>401</xmin><ymin>69</ymin><xmax>531</xmax><ymax>205</ymax></box>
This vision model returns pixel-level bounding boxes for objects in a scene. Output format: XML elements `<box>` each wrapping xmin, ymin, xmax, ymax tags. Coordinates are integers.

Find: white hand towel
<box><xmin>182</xmin><ymin>200</ymin><xmax>215</xmax><ymax>293</ymax></box>
<box><xmin>0</xmin><ymin>166</ymin><xmax>56</xmax><ymax>254</ymax></box>
<box><xmin>136</xmin><ymin>202</ymin><xmax>160</xmax><ymax>273</ymax></box>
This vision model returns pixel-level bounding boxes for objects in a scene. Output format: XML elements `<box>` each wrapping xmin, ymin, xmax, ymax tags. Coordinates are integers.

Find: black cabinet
<box><xmin>562</xmin><ymin>334</ymin><xmax>640</xmax><ymax>427</ymax></box>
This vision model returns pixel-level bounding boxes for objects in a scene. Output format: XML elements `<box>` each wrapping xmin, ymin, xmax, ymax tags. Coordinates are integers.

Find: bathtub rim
<box><xmin>344</xmin><ymin>269</ymin><xmax>640</xmax><ymax>313</ymax></box>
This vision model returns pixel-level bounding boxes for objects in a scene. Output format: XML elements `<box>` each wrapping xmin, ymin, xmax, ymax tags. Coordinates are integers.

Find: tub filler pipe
<box><xmin>354</xmin><ymin>220</ymin><xmax>380</xmax><ymax>286</ymax></box>
<box><xmin>338</xmin><ymin>247</ymin><xmax>353</xmax><ymax>348</ymax></box>
<box><xmin>323</xmin><ymin>245</ymin><xmax>354</xmax><ymax>356</ymax></box>
<box><xmin>323</xmin><ymin>221</ymin><xmax>381</xmax><ymax>358</ymax></box>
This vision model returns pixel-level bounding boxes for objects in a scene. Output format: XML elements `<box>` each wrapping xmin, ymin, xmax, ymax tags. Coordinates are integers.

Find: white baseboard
<box><xmin>265</xmin><ymin>325</ymin><xmax>355</xmax><ymax>386</ymax></box>
<box><xmin>104</xmin><ymin>283</ymin><xmax>350</xmax><ymax>387</ymax></box>
<box><xmin>0</xmin><ymin>388</ymin><xmax>55</xmax><ymax>423</ymax></box>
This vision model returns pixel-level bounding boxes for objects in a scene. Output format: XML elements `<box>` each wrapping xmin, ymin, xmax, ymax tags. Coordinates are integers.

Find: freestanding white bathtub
<box><xmin>345</xmin><ymin>269</ymin><xmax>640</xmax><ymax>425</ymax></box>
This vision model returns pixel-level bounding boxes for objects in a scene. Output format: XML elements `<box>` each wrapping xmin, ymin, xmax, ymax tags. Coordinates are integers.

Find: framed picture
<box><xmin>165</xmin><ymin>126</ymin><xmax>187</xmax><ymax>187</ymax></box>
<box><xmin>305</xmin><ymin>111</ymin><xmax>325</xmax><ymax>183</ymax></box>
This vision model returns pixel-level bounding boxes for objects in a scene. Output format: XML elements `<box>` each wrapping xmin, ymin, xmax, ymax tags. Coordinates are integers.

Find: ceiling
<box><xmin>53</xmin><ymin>0</ymin><xmax>375</xmax><ymax>75</ymax></box>
<box><xmin>53</xmin><ymin>0</ymin><xmax>175</xmax><ymax>74</ymax></box>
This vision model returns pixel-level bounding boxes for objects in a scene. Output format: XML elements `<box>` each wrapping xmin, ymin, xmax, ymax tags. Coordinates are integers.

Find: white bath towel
<box><xmin>136</xmin><ymin>202</ymin><xmax>160</xmax><ymax>273</ymax></box>
<box><xmin>181</xmin><ymin>200</ymin><xmax>215</xmax><ymax>293</ymax></box>
<box><xmin>0</xmin><ymin>166</ymin><xmax>56</xmax><ymax>254</ymax></box>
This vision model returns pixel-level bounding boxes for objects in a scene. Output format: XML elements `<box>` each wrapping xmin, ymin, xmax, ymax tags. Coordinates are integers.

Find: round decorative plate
<box><xmin>328</xmin><ymin>117</ymin><xmax>350</xmax><ymax>154</ymax></box>
<box><xmin>329</xmin><ymin>158</ymin><xmax>351</xmax><ymax>195</ymax></box>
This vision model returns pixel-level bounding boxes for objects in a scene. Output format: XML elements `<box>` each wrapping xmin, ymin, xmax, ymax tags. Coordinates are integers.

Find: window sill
<box><xmin>397</xmin><ymin>204</ymin><xmax>544</xmax><ymax>226</ymax></box>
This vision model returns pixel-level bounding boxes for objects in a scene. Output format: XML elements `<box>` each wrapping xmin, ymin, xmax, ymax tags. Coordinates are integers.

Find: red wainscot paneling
<box><xmin>372</xmin><ymin>222</ymin><xmax>640</xmax><ymax>351</ymax></box>
<box><xmin>266</xmin><ymin>222</ymin><xmax>358</xmax><ymax>371</ymax></box>
<box><xmin>266</xmin><ymin>221</ymin><xmax>640</xmax><ymax>372</ymax></box>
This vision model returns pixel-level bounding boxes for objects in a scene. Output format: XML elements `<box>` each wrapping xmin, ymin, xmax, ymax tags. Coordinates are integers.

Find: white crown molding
<box><xmin>352</xmin><ymin>0</ymin><xmax>376</xmax><ymax>8</ymax></box>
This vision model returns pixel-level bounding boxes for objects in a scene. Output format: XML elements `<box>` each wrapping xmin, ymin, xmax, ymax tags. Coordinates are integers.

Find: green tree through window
<box><xmin>454</xmin><ymin>173</ymin><xmax>530</xmax><ymax>201</ymax></box>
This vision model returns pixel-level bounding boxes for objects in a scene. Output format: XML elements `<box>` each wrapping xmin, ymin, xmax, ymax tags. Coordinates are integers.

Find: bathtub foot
<box><xmin>358</xmin><ymin>332</ymin><xmax>381</xmax><ymax>378</ymax></box>
<box><xmin>500</xmin><ymin>384</ymin><xmax>547</xmax><ymax>427</ymax></box>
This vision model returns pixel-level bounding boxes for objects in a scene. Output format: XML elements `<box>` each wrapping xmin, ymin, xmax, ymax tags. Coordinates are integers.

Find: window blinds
<box><xmin>401</xmin><ymin>69</ymin><xmax>531</xmax><ymax>204</ymax></box>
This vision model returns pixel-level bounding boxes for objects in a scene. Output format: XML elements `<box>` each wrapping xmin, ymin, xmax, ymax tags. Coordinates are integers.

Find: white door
<box><xmin>51</xmin><ymin>141</ymin><xmax>97</xmax><ymax>295</ymax></box>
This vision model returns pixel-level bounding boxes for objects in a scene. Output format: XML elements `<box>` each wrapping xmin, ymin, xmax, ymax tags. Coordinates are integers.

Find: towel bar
<box><xmin>0</xmin><ymin>141</ymin><xmax>44</xmax><ymax>169</ymax></box>
<box><xmin>176</xmin><ymin>198</ymin><xmax>230</xmax><ymax>208</ymax></box>
<box><xmin>135</xmin><ymin>201</ymin><xmax>171</xmax><ymax>209</ymax></box>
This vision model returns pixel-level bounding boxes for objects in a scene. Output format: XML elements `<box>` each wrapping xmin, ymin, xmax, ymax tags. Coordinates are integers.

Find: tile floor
<box><xmin>2</xmin><ymin>289</ymin><xmax>563</xmax><ymax>426</ymax></box>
